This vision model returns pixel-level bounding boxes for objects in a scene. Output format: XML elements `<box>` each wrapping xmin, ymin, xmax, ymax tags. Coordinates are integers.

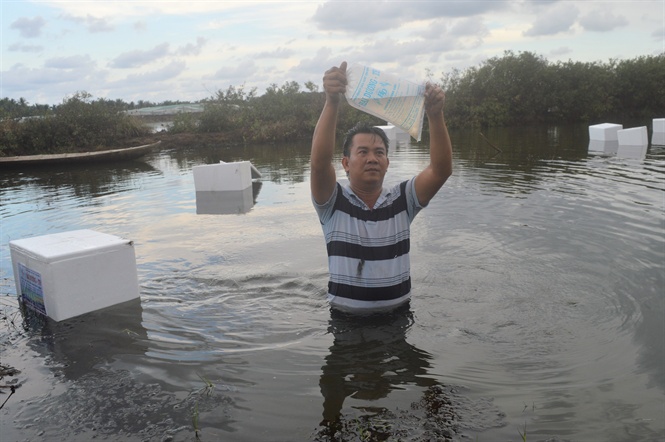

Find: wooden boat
<box><xmin>0</xmin><ymin>141</ymin><xmax>161</xmax><ymax>169</ymax></box>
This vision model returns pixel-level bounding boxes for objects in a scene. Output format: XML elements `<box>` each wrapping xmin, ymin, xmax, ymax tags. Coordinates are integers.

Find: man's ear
<box><xmin>341</xmin><ymin>156</ymin><xmax>349</xmax><ymax>173</ymax></box>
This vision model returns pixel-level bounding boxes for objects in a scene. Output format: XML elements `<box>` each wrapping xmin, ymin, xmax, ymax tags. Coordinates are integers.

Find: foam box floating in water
<box><xmin>9</xmin><ymin>229</ymin><xmax>140</xmax><ymax>322</ymax></box>
<box><xmin>376</xmin><ymin>124</ymin><xmax>410</xmax><ymax>145</ymax></box>
<box><xmin>617</xmin><ymin>126</ymin><xmax>648</xmax><ymax>147</ymax></box>
<box><xmin>375</xmin><ymin>125</ymin><xmax>396</xmax><ymax>140</ymax></box>
<box><xmin>234</xmin><ymin>161</ymin><xmax>262</xmax><ymax>179</ymax></box>
<box><xmin>193</xmin><ymin>161</ymin><xmax>254</xmax><ymax>192</ymax></box>
<box><xmin>589</xmin><ymin>123</ymin><xmax>623</xmax><ymax>142</ymax></box>
<box><xmin>652</xmin><ymin>118</ymin><xmax>665</xmax><ymax>146</ymax></box>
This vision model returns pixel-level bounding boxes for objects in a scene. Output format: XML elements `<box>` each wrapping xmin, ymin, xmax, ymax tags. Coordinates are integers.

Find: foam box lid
<box><xmin>9</xmin><ymin>229</ymin><xmax>133</xmax><ymax>263</ymax></box>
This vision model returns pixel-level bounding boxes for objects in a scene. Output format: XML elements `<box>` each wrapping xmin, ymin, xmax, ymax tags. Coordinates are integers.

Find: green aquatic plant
<box><xmin>192</xmin><ymin>401</ymin><xmax>201</xmax><ymax>440</ymax></box>
<box><xmin>198</xmin><ymin>374</ymin><xmax>215</xmax><ymax>396</ymax></box>
<box><xmin>517</xmin><ymin>422</ymin><xmax>527</xmax><ymax>442</ymax></box>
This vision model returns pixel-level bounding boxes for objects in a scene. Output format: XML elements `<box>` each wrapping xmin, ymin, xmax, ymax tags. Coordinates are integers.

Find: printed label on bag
<box><xmin>345</xmin><ymin>63</ymin><xmax>426</xmax><ymax>141</ymax></box>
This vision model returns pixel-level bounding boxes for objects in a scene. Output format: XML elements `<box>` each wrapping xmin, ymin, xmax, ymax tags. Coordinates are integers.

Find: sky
<box><xmin>1</xmin><ymin>0</ymin><xmax>664</xmax><ymax>106</ymax></box>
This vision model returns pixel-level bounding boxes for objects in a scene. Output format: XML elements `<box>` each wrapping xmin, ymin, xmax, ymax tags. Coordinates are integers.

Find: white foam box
<box><xmin>653</xmin><ymin>118</ymin><xmax>665</xmax><ymax>132</ymax></box>
<box><xmin>193</xmin><ymin>161</ymin><xmax>252</xmax><ymax>192</ymax></box>
<box><xmin>589</xmin><ymin>123</ymin><xmax>623</xmax><ymax>141</ymax></box>
<box><xmin>233</xmin><ymin>161</ymin><xmax>262</xmax><ymax>179</ymax></box>
<box><xmin>9</xmin><ymin>229</ymin><xmax>140</xmax><ymax>322</ymax></box>
<box><xmin>652</xmin><ymin>118</ymin><xmax>665</xmax><ymax>145</ymax></box>
<box><xmin>375</xmin><ymin>125</ymin><xmax>396</xmax><ymax>140</ymax></box>
<box><xmin>617</xmin><ymin>126</ymin><xmax>648</xmax><ymax>146</ymax></box>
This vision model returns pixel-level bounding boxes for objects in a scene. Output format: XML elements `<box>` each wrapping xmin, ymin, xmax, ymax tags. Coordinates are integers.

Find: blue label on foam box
<box><xmin>18</xmin><ymin>263</ymin><xmax>46</xmax><ymax>315</ymax></box>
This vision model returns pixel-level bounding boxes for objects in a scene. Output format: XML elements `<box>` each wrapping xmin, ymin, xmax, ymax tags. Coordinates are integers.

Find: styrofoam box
<box><xmin>653</xmin><ymin>118</ymin><xmax>665</xmax><ymax>133</ymax></box>
<box><xmin>226</xmin><ymin>160</ymin><xmax>261</xmax><ymax>179</ymax></box>
<box><xmin>617</xmin><ymin>126</ymin><xmax>648</xmax><ymax>146</ymax></box>
<box><xmin>589</xmin><ymin>123</ymin><xmax>623</xmax><ymax>141</ymax></box>
<box><xmin>9</xmin><ymin>229</ymin><xmax>140</xmax><ymax>322</ymax></box>
<box><xmin>652</xmin><ymin>133</ymin><xmax>665</xmax><ymax>146</ymax></box>
<box><xmin>193</xmin><ymin>161</ymin><xmax>252</xmax><ymax>192</ymax></box>
<box><xmin>653</xmin><ymin>119</ymin><xmax>665</xmax><ymax>145</ymax></box>
<box><xmin>375</xmin><ymin>125</ymin><xmax>396</xmax><ymax>140</ymax></box>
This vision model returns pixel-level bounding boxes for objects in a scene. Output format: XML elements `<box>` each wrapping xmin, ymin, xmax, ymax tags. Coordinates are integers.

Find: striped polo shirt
<box><xmin>313</xmin><ymin>177</ymin><xmax>424</xmax><ymax>312</ymax></box>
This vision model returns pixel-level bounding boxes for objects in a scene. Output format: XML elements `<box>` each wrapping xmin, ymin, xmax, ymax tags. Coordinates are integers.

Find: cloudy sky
<box><xmin>2</xmin><ymin>0</ymin><xmax>663</xmax><ymax>105</ymax></box>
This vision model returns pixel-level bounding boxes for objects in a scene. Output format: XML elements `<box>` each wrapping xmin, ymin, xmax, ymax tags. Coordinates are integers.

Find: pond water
<box><xmin>1</xmin><ymin>125</ymin><xmax>663</xmax><ymax>441</ymax></box>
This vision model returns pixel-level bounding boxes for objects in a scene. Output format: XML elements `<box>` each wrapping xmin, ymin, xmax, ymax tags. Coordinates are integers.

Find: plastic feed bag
<box><xmin>344</xmin><ymin>63</ymin><xmax>426</xmax><ymax>141</ymax></box>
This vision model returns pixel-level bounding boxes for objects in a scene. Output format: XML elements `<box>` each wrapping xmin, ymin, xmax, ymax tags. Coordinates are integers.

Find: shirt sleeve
<box><xmin>312</xmin><ymin>182</ymin><xmax>339</xmax><ymax>224</ymax></box>
<box><xmin>405</xmin><ymin>177</ymin><xmax>425</xmax><ymax>222</ymax></box>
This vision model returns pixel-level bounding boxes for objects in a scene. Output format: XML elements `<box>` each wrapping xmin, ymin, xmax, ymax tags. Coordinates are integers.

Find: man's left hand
<box><xmin>424</xmin><ymin>83</ymin><xmax>445</xmax><ymax>116</ymax></box>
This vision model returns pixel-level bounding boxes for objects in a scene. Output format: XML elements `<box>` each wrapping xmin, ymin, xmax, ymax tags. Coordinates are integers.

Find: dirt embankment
<box><xmin>120</xmin><ymin>131</ymin><xmax>241</xmax><ymax>151</ymax></box>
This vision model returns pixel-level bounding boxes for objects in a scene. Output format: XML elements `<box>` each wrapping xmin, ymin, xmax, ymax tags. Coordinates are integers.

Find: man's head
<box><xmin>342</xmin><ymin>123</ymin><xmax>390</xmax><ymax>157</ymax></box>
<box><xmin>341</xmin><ymin>123</ymin><xmax>390</xmax><ymax>188</ymax></box>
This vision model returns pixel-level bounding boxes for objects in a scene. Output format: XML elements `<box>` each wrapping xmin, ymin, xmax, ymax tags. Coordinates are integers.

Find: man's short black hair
<box><xmin>342</xmin><ymin>122</ymin><xmax>390</xmax><ymax>157</ymax></box>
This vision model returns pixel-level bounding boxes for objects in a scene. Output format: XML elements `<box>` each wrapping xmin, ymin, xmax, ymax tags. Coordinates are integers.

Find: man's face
<box><xmin>342</xmin><ymin>133</ymin><xmax>389</xmax><ymax>188</ymax></box>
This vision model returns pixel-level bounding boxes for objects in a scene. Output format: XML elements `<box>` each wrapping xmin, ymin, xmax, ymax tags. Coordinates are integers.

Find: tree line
<box><xmin>440</xmin><ymin>51</ymin><xmax>664</xmax><ymax>127</ymax></box>
<box><xmin>1</xmin><ymin>52</ymin><xmax>662</xmax><ymax>156</ymax></box>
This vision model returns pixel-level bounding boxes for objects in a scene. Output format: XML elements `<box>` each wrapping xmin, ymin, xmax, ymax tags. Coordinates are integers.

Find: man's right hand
<box><xmin>322</xmin><ymin>61</ymin><xmax>347</xmax><ymax>103</ymax></box>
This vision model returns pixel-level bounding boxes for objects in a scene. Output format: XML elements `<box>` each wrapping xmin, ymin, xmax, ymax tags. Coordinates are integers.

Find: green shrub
<box><xmin>0</xmin><ymin>91</ymin><xmax>152</xmax><ymax>156</ymax></box>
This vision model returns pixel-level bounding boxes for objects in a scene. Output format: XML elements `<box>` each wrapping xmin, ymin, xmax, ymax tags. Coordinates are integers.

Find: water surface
<box><xmin>1</xmin><ymin>125</ymin><xmax>663</xmax><ymax>441</ymax></box>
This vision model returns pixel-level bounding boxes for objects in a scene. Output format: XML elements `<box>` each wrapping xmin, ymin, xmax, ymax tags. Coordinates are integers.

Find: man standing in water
<box><xmin>311</xmin><ymin>61</ymin><xmax>453</xmax><ymax>313</ymax></box>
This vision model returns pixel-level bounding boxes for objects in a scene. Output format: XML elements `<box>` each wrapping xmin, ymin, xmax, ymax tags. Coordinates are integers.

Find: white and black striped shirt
<box><xmin>313</xmin><ymin>177</ymin><xmax>424</xmax><ymax>312</ymax></box>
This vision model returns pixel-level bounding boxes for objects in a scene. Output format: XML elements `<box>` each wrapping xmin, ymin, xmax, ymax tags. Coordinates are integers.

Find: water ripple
<box><xmin>141</xmin><ymin>273</ymin><xmax>328</xmax><ymax>362</ymax></box>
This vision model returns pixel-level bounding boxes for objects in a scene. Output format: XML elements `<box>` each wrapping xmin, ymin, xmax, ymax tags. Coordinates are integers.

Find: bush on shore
<box><xmin>0</xmin><ymin>92</ymin><xmax>152</xmax><ymax>157</ymax></box>
<box><xmin>170</xmin><ymin>81</ymin><xmax>382</xmax><ymax>145</ymax></box>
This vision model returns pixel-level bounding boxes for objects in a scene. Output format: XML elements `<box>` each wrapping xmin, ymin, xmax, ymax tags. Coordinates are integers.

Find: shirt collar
<box><xmin>343</xmin><ymin>181</ymin><xmax>391</xmax><ymax>209</ymax></box>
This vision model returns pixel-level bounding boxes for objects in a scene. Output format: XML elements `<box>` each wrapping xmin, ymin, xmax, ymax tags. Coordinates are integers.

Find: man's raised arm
<box><xmin>414</xmin><ymin>83</ymin><xmax>453</xmax><ymax>206</ymax></box>
<box><xmin>311</xmin><ymin>62</ymin><xmax>347</xmax><ymax>205</ymax></box>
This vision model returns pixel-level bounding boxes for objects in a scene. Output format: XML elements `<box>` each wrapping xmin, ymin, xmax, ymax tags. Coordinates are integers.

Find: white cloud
<box><xmin>1</xmin><ymin>63</ymin><xmax>107</xmax><ymax>96</ymax></box>
<box><xmin>10</xmin><ymin>16</ymin><xmax>47</xmax><ymax>38</ymax></box>
<box><xmin>209</xmin><ymin>59</ymin><xmax>260</xmax><ymax>85</ymax></box>
<box><xmin>549</xmin><ymin>46</ymin><xmax>573</xmax><ymax>57</ymax></box>
<box><xmin>61</xmin><ymin>13</ymin><xmax>115</xmax><ymax>33</ymax></box>
<box><xmin>450</xmin><ymin>17</ymin><xmax>491</xmax><ymax>39</ymax></box>
<box><xmin>255</xmin><ymin>47</ymin><xmax>296</xmax><ymax>59</ymax></box>
<box><xmin>44</xmin><ymin>55</ymin><xmax>96</xmax><ymax>70</ymax></box>
<box><xmin>579</xmin><ymin>10</ymin><xmax>628</xmax><ymax>32</ymax></box>
<box><xmin>312</xmin><ymin>0</ymin><xmax>510</xmax><ymax>33</ymax></box>
<box><xmin>8</xmin><ymin>43</ymin><xmax>44</xmax><ymax>53</ymax></box>
<box><xmin>524</xmin><ymin>3</ymin><xmax>579</xmax><ymax>36</ymax></box>
<box><xmin>32</xmin><ymin>0</ymin><xmax>244</xmax><ymax>20</ymax></box>
<box><xmin>110</xmin><ymin>43</ymin><xmax>171</xmax><ymax>69</ymax></box>
<box><xmin>120</xmin><ymin>61</ymin><xmax>187</xmax><ymax>83</ymax></box>
<box><xmin>176</xmin><ymin>38</ymin><xmax>208</xmax><ymax>57</ymax></box>
<box><xmin>134</xmin><ymin>21</ymin><xmax>147</xmax><ymax>32</ymax></box>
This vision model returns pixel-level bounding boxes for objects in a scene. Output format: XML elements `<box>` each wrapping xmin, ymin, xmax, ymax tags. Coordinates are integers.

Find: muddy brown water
<box><xmin>1</xmin><ymin>125</ymin><xmax>663</xmax><ymax>441</ymax></box>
